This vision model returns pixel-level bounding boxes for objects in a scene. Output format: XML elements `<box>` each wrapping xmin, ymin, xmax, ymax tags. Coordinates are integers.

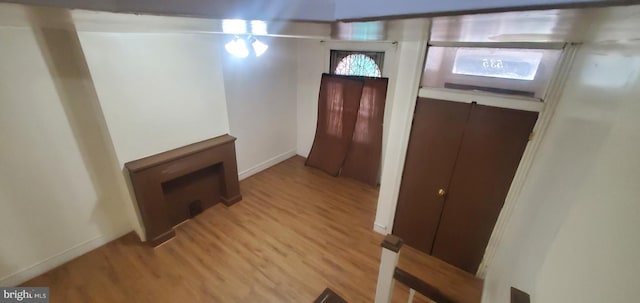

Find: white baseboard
<box><xmin>0</xmin><ymin>229</ymin><xmax>132</xmax><ymax>287</ymax></box>
<box><xmin>373</xmin><ymin>222</ymin><xmax>387</xmax><ymax>235</ymax></box>
<box><xmin>238</xmin><ymin>149</ymin><xmax>297</xmax><ymax>181</ymax></box>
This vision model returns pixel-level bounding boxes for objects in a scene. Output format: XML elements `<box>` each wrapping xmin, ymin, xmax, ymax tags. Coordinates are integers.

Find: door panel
<box><xmin>341</xmin><ymin>77</ymin><xmax>388</xmax><ymax>186</ymax></box>
<box><xmin>431</xmin><ymin>104</ymin><xmax>538</xmax><ymax>273</ymax></box>
<box><xmin>393</xmin><ymin>98</ymin><xmax>471</xmax><ymax>253</ymax></box>
<box><xmin>306</xmin><ymin>74</ymin><xmax>364</xmax><ymax>176</ymax></box>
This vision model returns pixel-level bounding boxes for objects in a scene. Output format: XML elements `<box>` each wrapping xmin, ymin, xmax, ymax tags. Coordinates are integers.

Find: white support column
<box><xmin>374</xmin><ymin>18</ymin><xmax>430</xmax><ymax>234</ymax></box>
<box><xmin>375</xmin><ymin>235</ymin><xmax>404</xmax><ymax>303</ymax></box>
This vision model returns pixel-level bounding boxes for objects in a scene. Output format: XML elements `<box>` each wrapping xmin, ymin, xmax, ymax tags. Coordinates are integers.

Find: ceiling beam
<box><xmin>1</xmin><ymin>0</ymin><xmax>636</xmax><ymax>23</ymax></box>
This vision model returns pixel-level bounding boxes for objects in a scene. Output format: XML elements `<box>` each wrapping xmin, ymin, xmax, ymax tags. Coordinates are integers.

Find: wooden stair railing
<box><xmin>393</xmin><ymin>268</ymin><xmax>453</xmax><ymax>303</ymax></box>
<box><xmin>375</xmin><ymin>234</ymin><xmax>482</xmax><ymax>303</ymax></box>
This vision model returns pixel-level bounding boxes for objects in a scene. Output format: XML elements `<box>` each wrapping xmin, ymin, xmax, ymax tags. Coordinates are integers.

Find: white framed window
<box><xmin>452</xmin><ymin>48</ymin><xmax>543</xmax><ymax>80</ymax></box>
<box><xmin>422</xmin><ymin>47</ymin><xmax>561</xmax><ymax>99</ymax></box>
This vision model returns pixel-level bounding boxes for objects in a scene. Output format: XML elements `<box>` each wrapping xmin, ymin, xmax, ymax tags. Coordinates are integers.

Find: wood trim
<box><xmin>393</xmin><ymin>268</ymin><xmax>453</xmax><ymax>303</ymax></box>
<box><xmin>124</xmin><ymin>135</ymin><xmax>236</xmax><ymax>172</ymax></box>
<box><xmin>511</xmin><ymin>287</ymin><xmax>531</xmax><ymax>303</ymax></box>
<box><xmin>418</xmin><ymin>87</ymin><xmax>544</xmax><ymax>112</ymax></box>
<box><xmin>125</xmin><ymin>134</ymin><xmax>242</xmax><ymax>246</ymax></box>
<box><xmin>149</xmin><ymin>230</ymin><xmax>176</xmax><ymax>247</ymax></box>
<box><xmin>380</xmin><ymin>234</ymin><xmax>403</xmax><ymax>253</ymax></box>
<box><xmin>428</xmin><ymin>41</ymin><xmax>566</xmax><ymax>50</ymax></box>
<box><xmin>379</xmin><ymin>19</ymin><xmax>431</xmax><ymax>236</ymax></box>
<box><xmin>221</xmin><ymin>194</ymin><xmax>242</xmax><ymax>206</ymax></box>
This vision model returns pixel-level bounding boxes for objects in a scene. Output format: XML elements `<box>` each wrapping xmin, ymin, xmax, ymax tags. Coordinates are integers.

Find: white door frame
<box><xmin>374</xmin><ymin>19</ymin><xmax>431</xmax><ymax>235</ymax></box>
<box><xmin>382</xmin><ymin>43</ymin><xmax>580</xmax><ymax>278</ymax></box>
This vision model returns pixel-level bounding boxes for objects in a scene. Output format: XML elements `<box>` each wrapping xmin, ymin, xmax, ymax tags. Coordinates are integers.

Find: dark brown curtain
<box><xmin>306</xmin><ymin>74</ymin><xmax>388</xmax><ymax>186</ymax></box>
<box><xmin>341</xmin><ymin>78</ymin><xmax>388</xmax><ymax>185</ymax></box>
<box><xmin>305</xmin><ymin>74</ymin><xmax>364</xmax><ymax>176</ymax></box>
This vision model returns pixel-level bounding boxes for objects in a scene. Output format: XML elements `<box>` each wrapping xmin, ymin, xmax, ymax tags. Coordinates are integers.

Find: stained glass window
<box><xmin>334</xmin><ymin>54</ymin><xmax>382</xmax><ymax>77</ymax></box>
<box><xmin>330</xmin><ymin>50</ymin><xmax>384</xmax><ymax>78</ymax></box>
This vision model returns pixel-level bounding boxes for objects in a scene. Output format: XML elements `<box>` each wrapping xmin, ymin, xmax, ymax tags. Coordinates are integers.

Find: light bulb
<box><xmin>222</xmin><ymin>19</ymin><xmax>247</xmax><ymax>34</ymax></box>
<box><xmin>225</xmin><ymin>38</ymin><xmax>249</xmax><ymax>58</ymax></box>
<box><xmin>250</xmin><ymin>20</ymin><xmax>268</xmax><ymax>35</ymax></box>
<box><xmin>251</xmin><ymin>38</ymin><xmax>269</xmax><ymax>57</ymax></box>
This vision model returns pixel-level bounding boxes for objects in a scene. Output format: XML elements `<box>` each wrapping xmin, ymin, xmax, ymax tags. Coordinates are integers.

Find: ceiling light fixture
<box><xmin>225</xmin><ymin>35</ymin><xmax>268</xmax><ymax>58</ymax></box>
<box><xmin>222</xmin><ymin>19</ymin><xmax>247</xmax><ymax>34</ymax></box>
<box><xmin>249</xmin><ymin>36</ymin><xmax>269</xmax><ymax>57</ymax></box>
<box><xmin>250</xmin><ymin>20</ymin><xmax>268</xmax><ymax>36</ymax></box>
<box><xmin>225</xmin><ymin>37</ymin><xmax>249</xmax><ymax>58</ymax></box>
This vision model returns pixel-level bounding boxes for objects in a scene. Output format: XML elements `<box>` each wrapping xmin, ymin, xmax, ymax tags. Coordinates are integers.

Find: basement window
<box><xmin>330</xmin><ymin>50</ymin><xmax>384</xmax><ymax>78</ymax></box>
<box><xmin>422</xmin><ymin>47</ymin><xmax>561</xmax><ymax>99</ymax></box>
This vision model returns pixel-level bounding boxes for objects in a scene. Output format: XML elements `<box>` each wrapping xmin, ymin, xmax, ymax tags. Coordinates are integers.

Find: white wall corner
<box><xmin>238</xmin><ymin>149</ymin><xmax>297</xmax><ymax>181</ymax></box>
<box><xmin>0</xmin><ymin>229</ymin><xmax>131</xmax><ymax>287</ymax></box>
<box><xmin>121</xmin><ymin>168</ymin><xmax>146</xmax><ymax>241</ymax></box>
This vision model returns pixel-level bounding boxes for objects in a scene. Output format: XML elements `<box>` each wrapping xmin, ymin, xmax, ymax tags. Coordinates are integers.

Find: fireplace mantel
<box><xmin>125</xmin><ymin>134</ymin><xmax>242</xmax><ymax>246</ymax></box>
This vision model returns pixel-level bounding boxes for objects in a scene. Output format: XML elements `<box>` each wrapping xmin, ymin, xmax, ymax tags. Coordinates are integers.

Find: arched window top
<box><xmin>334</xmin><ymin>54</ymin><xmax>382</xmax><ymax>77</ymax></box>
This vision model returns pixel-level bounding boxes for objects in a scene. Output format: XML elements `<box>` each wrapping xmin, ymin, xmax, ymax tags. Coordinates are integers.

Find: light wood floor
<box><xmin>23</xmin><ymin>156</ymin><xmax>477</xmax><ymax>303</ymax></box>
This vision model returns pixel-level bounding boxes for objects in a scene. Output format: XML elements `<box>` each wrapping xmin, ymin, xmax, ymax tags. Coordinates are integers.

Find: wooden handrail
<box><xmin>393</xmin><ymin>268</ymin><xmax>454</xmax><ymax>303</ymax></box>
<box><xmin>376</xmin><ymin>234</ymin><xmax>479</xmax><ymax>303</ymax></box>
<box><xmin>381</xmin><ymin>234</ymin><xmax>404</xmax><ymax>252</ymax></box>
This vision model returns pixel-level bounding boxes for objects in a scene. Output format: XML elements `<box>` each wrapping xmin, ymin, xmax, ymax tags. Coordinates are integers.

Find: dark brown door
<box><xmin>393</xmin><ymin>98</ymin><xmax>471</xmax><ymax>253</ymax></box>
<box><xmin>431</xmin><ymin>104</ymin><xmax>538</xmax><ymax>273</ymax></box>
<box><xmin>305</xmin><ymin>75</ymin><xmax>364</xmax><ymax>176</ymax></box>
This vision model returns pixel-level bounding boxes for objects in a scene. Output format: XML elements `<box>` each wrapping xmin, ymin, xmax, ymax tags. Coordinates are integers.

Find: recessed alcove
<box><xmin>161</xmin><ymin>163</ymin><xmax>223</xmax><ymax>226</ymax></box>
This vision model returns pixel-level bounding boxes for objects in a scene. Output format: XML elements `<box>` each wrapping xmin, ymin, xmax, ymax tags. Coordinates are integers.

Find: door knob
<box><xmin>437</xmin><ymin>189</ymin><xmax>446</xmax><ymax>197</ymax></box>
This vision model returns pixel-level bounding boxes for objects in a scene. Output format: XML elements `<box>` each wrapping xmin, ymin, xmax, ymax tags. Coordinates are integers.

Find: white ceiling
<box><xmin>2</xmin><ymin>1</ymin><xmax>639</xmax><ymax>45</ymax></box>
<box><xmin>0</xmin><ymin>0</ymin><xmax>631</xmax><ymax>22</ymax></box>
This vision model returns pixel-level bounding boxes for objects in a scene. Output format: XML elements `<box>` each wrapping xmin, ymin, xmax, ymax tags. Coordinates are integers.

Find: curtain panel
<box><xmin>306</xmin><ymin>74</ymin><xmax>388</xmax><ymax>186</ymax></box>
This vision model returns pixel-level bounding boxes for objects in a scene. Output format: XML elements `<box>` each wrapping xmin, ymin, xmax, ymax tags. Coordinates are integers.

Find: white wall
<box><xmin>78</xmin><ymin>32</ymin><xmax>231</xmax><ymax>168</ymax></box>
<box><xmin>295</xmin><ymin>39</ymin><xmax>399</xmax><ymax>159</ymax></box>
<box><xmin>480</xmin><ymin>7</ymin><xmax>640</xmax><ymax>302</ymax></box>
<box><xmin>534</xmin><ymin>44</ymin><xmax>640</xmax><ymax>303</ymax></box>
<box><xmin>295</xmin><ymin>38</ymin><xmax>325</xmax><ymax>158</ymax></box>
<box><xmin>482</xmin><ymin>42</ymin><xmax>640</xmax><ymax>303</ymax></box>
<box><xmin>0</xmin><ymin>5</ymin><xmax>239</xmax><ymax>285</ymax></box>
<box><xmin>222</xmin><ymin>37</ymin><xmax>298</xmax><ymax>179</ymax></box>
<box><xmin>0</xmin><ymin>25</ymin><xmax>131</xmax><ymax>286</ymax></box>
<box><xmin>77</xmin><ymin>32</ymin><xmax>232</xmax><ymax>237</ymax></box>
